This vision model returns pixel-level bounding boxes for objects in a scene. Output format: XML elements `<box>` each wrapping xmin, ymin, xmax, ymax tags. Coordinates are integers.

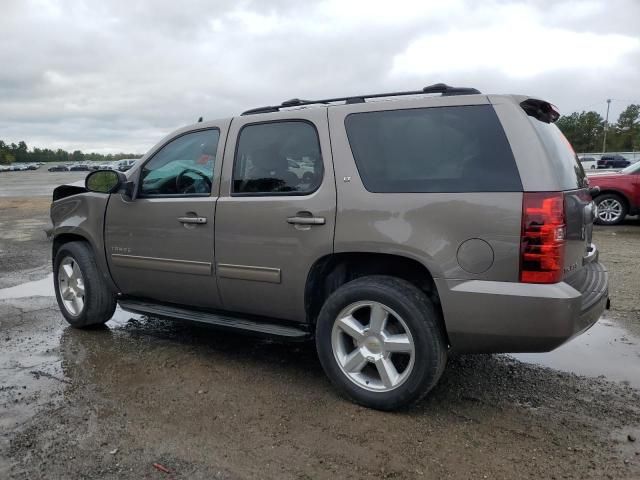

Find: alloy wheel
<box><xmin>597</xmin><ymin>198</ymin><xmax>623</xmax><ymax>223</ymax></box>
<box><xmin>331</xmin><ymin>301</ymin><xmax>415</xmax><ymax>392</ymax></box>
<box><xmin>57</xmin><ymin>256</ymin><xmax>86</xmax><ymax>316</ymax></box>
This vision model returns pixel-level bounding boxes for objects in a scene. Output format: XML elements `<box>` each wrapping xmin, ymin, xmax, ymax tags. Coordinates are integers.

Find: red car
<box><xmin>588</xmin><ymin>161</ymin><xmax>640</xmax><ymax>225</ymax></box>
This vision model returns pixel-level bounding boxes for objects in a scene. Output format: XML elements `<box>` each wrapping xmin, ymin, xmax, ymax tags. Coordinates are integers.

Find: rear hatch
<box><xmin>524</xmin><ymin>102</ymin><xmax>595</xmax><ymax>289</ymax></box>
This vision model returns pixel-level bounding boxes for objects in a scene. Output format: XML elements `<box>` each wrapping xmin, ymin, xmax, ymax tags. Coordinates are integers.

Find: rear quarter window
<box><xmin>344</xmin><ymin>105</ymin><xmax>522</xmax><ymax>193</ymax></box>
<box><xmin>528</xmin><ymin>119</ymin><xmax>586</xmax><ymax>190</ymax></box>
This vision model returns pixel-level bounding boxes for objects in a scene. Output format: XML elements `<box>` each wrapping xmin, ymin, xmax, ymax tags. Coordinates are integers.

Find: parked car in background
<box><xmin>49</xmin><ymin>84</ymin><xmax>608</xmax><ymax>411</ymax></box>
<box><xmin>579</xmin><ymin>156</ymin><xmax>597</xmax><ymax>170</ymax></box>
<box><xmin>70</xmin><ymin>164</ymin><xmax>91</xmax><ymax>171</ymax></box>
<box><xmin>589</xmin><ymin>161</ymin><xmax>640</xmax><ymax>225</ymax></box>
<box><xmin>117</xmin><ymin>159</ymin><xmax>137</xmax><ymax>172</ymax></box>
<box><xmin>597</xmin><ymin>154</ymin><xmax>630</xmax><ymax>169</ymax></box>
<box><xmin>48</xmin><ymin>164</ymin><xmax>69</xmax><ymax>172</ymax></box>
<box><xmin>9</xmin><ymin>164</ymin><xmax>29</xmax><ymax>171</ymax></box>
<box><xmin>27</xmin><ymin>164</ymin><xmax>39</xmax><ymax>170</ymax></box>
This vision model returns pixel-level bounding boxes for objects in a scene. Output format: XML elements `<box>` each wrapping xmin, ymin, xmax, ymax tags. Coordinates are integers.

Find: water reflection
<box><xmin>0</xmin><ymin>274</ymin><xmax>54</xmax><ymax>299</ymax></box>
<box><xmin>511</xmin><ymin>317</ymin><xmax>640</xmax><ymax>388</ymax></box>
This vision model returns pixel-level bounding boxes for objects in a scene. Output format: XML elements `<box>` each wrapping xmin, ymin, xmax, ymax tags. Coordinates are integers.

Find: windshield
<box><xmin>621</xmin><ymin>162</ymin><xmax>640</xmax><ymax>174</ymax></box>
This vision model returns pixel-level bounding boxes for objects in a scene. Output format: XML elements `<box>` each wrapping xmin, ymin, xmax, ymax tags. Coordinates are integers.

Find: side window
<box><xmin>233</xmin><ymin>121</ymin><xmax>323</xmax><ymax>195</ymax></box>
<box><xmin>344</xmin><ymin>105</ymin><xmax>522</xmax><ymax>193</ymax></box>
<box><xmin>139</xmin><ymin>129</ymin><xmax>220</xmax><ymax>196</ymax></box>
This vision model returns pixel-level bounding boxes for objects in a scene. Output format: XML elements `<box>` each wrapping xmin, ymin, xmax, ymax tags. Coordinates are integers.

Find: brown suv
<box><xmin>50</xmin><ymin>84</ymin><xmax>609</xmax><ymax>410</ymax></box>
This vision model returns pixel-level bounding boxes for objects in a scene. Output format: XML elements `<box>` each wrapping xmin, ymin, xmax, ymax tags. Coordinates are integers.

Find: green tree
<box><xmin>556</xmin><ymin>111</ymin><xmax>604</xmax><ymax>152</ymax></box>
<box><xmin>610</xmin><ymin>104</ymin><xmax>640</xmax><ymax>151</ymax></box>
<box><xmin>0</xmin><ymin>151</ymin><xmax>15</xmax><ymax>165</ymax></box>
<box><xmin>14</xmin><ymin>141</ymin><xmax>28</xmax><ymax>162</ymax></box>
<box><xmin>71</xmin><ymin>150</ymin><xmax>85</xmax><ymax>162</ymax></box>
<box><xmin>55</xmin><ymin>149</ymin><xmax>69</xmax><ymax>163</ymax></box>
<box><xmin>0</xmin><ymin>139</ymin><xmax>144</xmax><ymax>163</ymax></box>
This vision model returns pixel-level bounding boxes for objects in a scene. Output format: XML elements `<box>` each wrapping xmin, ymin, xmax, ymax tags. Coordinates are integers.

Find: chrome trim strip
<box><xmin>217</xmin><ymin>263</ymin><xmax>281</xmax><ymax>284</ymax></box>
<box><xmin>111</xmin><ymin>254</ymin><xmax>212</xmax><ymax>276</ymax></box>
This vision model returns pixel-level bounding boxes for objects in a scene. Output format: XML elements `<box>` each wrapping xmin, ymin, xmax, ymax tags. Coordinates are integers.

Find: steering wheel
<box><xmin>176</xmin><ymin>168</ymin><xmax>212</xmax><ymax>194</ymax></box>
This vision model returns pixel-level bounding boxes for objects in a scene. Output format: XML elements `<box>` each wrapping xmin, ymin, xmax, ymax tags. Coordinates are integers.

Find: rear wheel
<box><xmin>54</xmin><ymin>241</ymin><xmax>116</xmax><ymax>328</ymax></box>
<box><xmin>595</xmin><ymin>194</ymin><xmax>627</xmax><ymax>225</ymax></box>
<box><xmin>315</xmin><ymin>275</ymin><xmax>447</xmax><ymax>410</ymax></box>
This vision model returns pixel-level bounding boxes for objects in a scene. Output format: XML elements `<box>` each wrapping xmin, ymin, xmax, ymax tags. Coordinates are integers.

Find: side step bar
<box><xmin>118</xmin><ymin>298</ymin><xmax>310</xmax><ymax>340</ymax></box>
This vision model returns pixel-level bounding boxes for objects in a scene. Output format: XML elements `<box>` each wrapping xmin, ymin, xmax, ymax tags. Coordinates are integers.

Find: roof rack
<box><xmin>241</xmin><ymin>83</ymin><xmax>481</xmax><ymax>115</ymax></box>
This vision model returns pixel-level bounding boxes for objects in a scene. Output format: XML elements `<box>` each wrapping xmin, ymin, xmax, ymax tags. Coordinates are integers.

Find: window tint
<box><xmin>140</xmin><ymin>129</ymin><xmax>219</xmax><ymax>196</ymax></box>
<box><xmin>529</xmin><ymin>119</ymin><xmax>586</xmax><ymax>189</ymax></box>
<box><xmin>344</xmin><ymin>105</ymin><xmax>522</xmax><ymax>193</ymax></box>
<box><xmin>233</xmin><ymin>121</ymin><xmax>323</xmax><ymax>195</ymax></box>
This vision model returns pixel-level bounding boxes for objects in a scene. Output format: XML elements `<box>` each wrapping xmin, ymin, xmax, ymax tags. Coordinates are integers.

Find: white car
<box><xmin>579</xmin><ymin>156</ymin><xmax>597</xmax><ymax>170</ymax></box>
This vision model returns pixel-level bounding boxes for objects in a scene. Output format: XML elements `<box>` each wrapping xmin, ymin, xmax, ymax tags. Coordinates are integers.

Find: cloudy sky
<box><xmin>1</xmin><ymin>0</ymin><xmax>639</xmax><ymax>153</ymax></box>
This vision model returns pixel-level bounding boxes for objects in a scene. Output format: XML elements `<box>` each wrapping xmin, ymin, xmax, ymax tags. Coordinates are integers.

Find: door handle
<box><xmin>287</xmin><ymin>215</ymin><xmax>325</xmax><ymax>225</ymax></box>
<box><xmin>178</xmin><ymin>216</ymin><xmax>207</xmax><ymax>224</ymax></box>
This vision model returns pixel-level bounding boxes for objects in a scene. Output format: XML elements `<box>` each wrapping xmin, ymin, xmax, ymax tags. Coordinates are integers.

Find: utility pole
<box><xmin>602</xmin><ymin>98</ymin><xmax>611</xmax><ymax>153</ymax></box>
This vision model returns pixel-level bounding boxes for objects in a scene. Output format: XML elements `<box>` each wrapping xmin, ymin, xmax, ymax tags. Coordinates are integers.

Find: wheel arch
<box><xmin>594</xmin><ymin>189</ymin><xmax>630</xmax><ymax>210</ymax></box>
<box><xmin>304</xmin><ymin>252</ymin><xmax>448</xmax><ymax>343</ymax></box>
<box><xmin>52</xmin><ymin>231</ymin><xmax>119</xmax><ymax>294</ymax></box>
<box><xmin>52</xmin><ymin>232</ymin><xmax>92</xmax><ymax>260</ymax></box>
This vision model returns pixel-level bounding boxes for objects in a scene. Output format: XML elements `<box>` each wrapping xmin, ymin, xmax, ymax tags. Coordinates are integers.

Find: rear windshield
<box><xmin>344</xmin><ymin>105</ymin><xmax>522</xmax><ymax>193</ymax></box>
<box><xmin>528</xmin><ymin>119</ymin><xmax>586</xmax><ymax>190</ymax></box>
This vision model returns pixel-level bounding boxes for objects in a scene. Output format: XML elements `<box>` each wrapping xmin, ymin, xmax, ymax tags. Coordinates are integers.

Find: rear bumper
<box><xmin>437</xmin><ymin>262</ymin><xmax>609</xmax><ymax>354</ymax></box>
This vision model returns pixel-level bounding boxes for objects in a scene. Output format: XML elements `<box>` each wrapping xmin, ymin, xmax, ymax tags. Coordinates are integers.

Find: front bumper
<box><xmin>436</xmin><ymin>261</ymin><xmax>609</xmax><ymax>354</ymax></box>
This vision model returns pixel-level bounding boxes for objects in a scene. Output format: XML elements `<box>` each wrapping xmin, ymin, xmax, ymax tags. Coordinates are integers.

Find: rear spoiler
<box><xmin>520</xmin><ymin>98</ymin><xmax>560</xmax><ymax>124</ymax></box>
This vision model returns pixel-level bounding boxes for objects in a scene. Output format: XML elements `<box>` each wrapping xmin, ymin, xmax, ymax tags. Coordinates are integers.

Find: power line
<box><xmin>570</xmin><ymin>100</ymin><xmax>607</xmax><ymax>112</ymax></box>
<box><xmin>610</xmin><ymin>98</ymin><xmax>640</xmax><ymax>105</ymax></box>
<box><xmin>566</xmin><ymin>98</ymin><xmax>639</xmax><ymax>114</ymax></box>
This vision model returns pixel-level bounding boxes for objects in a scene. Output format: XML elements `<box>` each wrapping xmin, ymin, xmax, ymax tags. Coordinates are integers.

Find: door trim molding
<box><xmin>217</xmin><ymin>263</ymin><xmax>281</xmax><ymax>284</ymax></box>
<box><xmin>111</xmin><ymin>254</ymin><xmax>212</xmax><ymax>276</ymax></box>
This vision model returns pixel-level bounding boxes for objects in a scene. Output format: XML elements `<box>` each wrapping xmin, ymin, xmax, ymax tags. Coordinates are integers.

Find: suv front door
<box><xmin>215</xmin><ymin>109</ymin><xmax>336</xmax><ymax>321</ymax></box>
<box><xmin>105</xmin><ymin>123</ymin><xmax>229</xmax><ymax>308</ymax></box>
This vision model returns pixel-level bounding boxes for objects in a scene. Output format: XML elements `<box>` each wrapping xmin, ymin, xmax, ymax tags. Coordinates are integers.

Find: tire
<box><xmin>595</xmin><ymin>193</ymin><xmax>628</xmax><ymax>226</ymax></box>
<box><xmin>53</xmin><ymin>241</ymin><xmax>116</xmax><ymax>328</ymax></box>
<box><xmin>315</xmin><ymin>275</ymin><xmax>447</xmax><ymax>411</ymax></box>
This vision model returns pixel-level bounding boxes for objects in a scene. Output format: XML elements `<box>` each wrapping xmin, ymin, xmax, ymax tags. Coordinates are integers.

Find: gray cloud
<box><xmin>0</xmin><ymin>0</ymin><xmax>638</xmax><ymax>153</ymax></box>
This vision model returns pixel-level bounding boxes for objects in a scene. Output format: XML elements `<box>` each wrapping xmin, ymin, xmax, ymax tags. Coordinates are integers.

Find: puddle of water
<box><xmin>108</xmin><ymin>306</ymin><xmax>143</xmax><ymax>326</ymax></box>
<box><xmin>0</xmin><ymin>274</ymin><xmax>143</xmax><ymax>326</ymax></box>
<box><xmin>0</xmin><ymin>274</ymin><xmax>143</xmax><ymax>433</ymax></box>
<box><xmin>0</xmin><ymin>274</ymin><xmax>54</xmax><ymax>299</ymax></box>
<box><xmin>511</xmin><ymin>318</ymin><xmax>640</xmax><ymax>388</ymax></box>
<box><xmin>4</xmin><ymin>276</ymin><xmax>638</xmax><ymax>390</ymax></box>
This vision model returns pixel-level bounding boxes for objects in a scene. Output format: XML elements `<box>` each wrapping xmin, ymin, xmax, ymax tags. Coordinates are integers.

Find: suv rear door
<box><xmin>214</xmin><ymin>108</ymin><xmax>335</xmax><ymax>322</ymax></box>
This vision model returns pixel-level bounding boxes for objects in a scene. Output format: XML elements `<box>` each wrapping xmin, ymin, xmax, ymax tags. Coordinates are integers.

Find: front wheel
<box><xmin>315</xmin><ymin>275</ymin><xmax>447</xmax><ymax>411</ymax></box>
<box><xmin>595</xmin><ymin>194</ymin><xmax>627</xmax><ymax>225</ymax></box>
<box><xmin>54</xmin><ymin>241</ymin><xmax>116</xmax><ymax>328</ymax></box>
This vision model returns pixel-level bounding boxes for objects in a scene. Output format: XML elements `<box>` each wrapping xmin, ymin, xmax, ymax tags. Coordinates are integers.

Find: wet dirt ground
<box><xmin>1</xmin><ymin>170</ymin><xmax>640</xmax><ymax>479</ymax></box>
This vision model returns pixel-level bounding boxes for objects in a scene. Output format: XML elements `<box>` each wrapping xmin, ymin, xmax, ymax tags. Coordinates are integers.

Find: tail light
<box><xmin>520</xmin><ymin>192</ymin><xmax>566</xmax><ymax>283</ymax></box>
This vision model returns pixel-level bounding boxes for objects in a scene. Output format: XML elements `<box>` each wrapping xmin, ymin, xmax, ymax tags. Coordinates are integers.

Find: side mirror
<box><xmin>85</xmin><ymin>170</ymin><xmax>125</xmax><ymax>194</ymax></box>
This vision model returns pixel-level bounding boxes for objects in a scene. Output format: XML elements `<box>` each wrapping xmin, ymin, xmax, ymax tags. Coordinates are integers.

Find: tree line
<box><xmin>556</xmin><ymin>103</ymin><xmax>640</xmax><ymax>153</ymax></box>
<box><xmin>0</xmin><ymin>140</ymin><xmax>142</xmax><ymax>165</ymax></box>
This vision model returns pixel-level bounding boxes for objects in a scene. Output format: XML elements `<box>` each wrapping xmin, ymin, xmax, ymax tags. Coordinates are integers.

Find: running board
<box><xmin>118</xmin><ymin>298</ymin><xmax>310</xmax><ymax>340</ymax></box>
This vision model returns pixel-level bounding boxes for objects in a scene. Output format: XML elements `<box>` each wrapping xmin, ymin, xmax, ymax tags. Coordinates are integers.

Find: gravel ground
<box><xmin>1</xmin><ymin>170</ymin><xmax>639</xmax><ymax>479</ymax></box>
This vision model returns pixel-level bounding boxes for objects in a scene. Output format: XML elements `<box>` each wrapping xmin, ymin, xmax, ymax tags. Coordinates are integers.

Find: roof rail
<box><xmin>241</xmin><ymin>83</ymin><xmax>481</xmax><ymax>115</ymax></box>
